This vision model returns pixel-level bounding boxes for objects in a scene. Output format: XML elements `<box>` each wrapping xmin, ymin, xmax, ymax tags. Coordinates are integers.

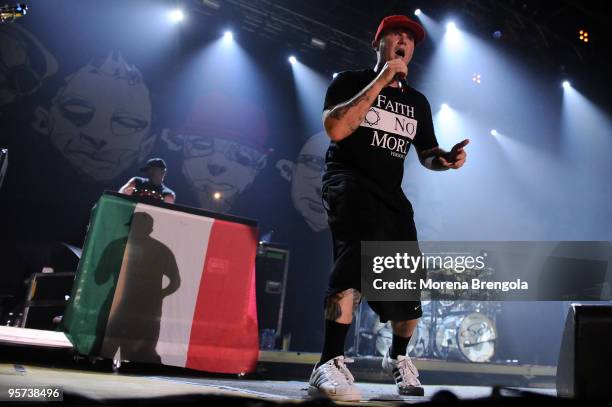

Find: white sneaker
<box><xmin>308</xmin><ymin>355</ymin><xmax>361</xmax><ymax>401</ymax></box>
<box><xmin>382</xmin><ymin>350</ymin><xmax>424</xmax><ymax>396</ymax></box>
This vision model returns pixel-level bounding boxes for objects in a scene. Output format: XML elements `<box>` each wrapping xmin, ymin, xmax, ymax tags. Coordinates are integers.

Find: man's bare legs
<box><xmin>318</xmin><ymin>289</ymin><xmax>361</xmax><ymax>365</ymax></box>
<box><xmin>324</xmin><ymin>288</ymin><xmax>361</xmax><ymax>323</ymax></box>
<box><xmin>319</xmin><ymin>290</ymin><xmax>419</xmax><ymax>364</ymax></box>
<box><xmin>383</xmin><ymin>318</ymin><xmax>423</xmax><ymax>395</ymax></box>
<box><xmin>391</xmin><ymin>320</ymin><xmax>418</xmax><ymax>337</ymax></box>
<box><xmin>389</xmin><ymin>319</ymin><xmax>418</xmax><ymax>359</ymax></box>
<box><xmin>309</xmin><ymin>289</ymin><xmax>363</xmax><ymax>401</ymax></box>
<box><xmin>312</xmin><ymin>290</ymin><xmax>423</xmax><ymax>399</ymax></box>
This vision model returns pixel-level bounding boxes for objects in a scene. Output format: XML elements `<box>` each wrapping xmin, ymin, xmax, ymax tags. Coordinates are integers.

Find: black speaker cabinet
<box><xmin>21</xmin><ymin>272</ymin><xmax>75</xmax><ymax>330</ymax></box>
<box><xmin>255</xmin><ymin>242</ymin><xmax>289</xmax><ymax>348</ymax></box>
<box><xmin>557</xmin><ymin>304</ymin><xmax>612</xmax><ymax>400</ymax></box>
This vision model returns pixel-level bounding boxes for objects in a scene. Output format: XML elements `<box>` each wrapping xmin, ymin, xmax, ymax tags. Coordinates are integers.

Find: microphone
<box><xmin>393</xmin><ymin>55</ymin><xmax>407</xmax><ymax>89</ymax></box>
<box><xmin>396</xmin><ymin>76</ymin><xmax>408</xmax><ymax>89</ymax></box>
<box><xmin>393</xmin><ymin>72</ymin><xmax>407</xmax><ymax>82</ymax></box>
<box><xmin>395</xmin><ymin>73</ymin><xmax>408</xmax><ymax>91</ymax></box>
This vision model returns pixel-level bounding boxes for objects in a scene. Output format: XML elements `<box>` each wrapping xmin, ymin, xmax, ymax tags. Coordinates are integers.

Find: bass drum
<box><xmin>434</xmin><ymin>312</ymin><xmax>496</xmax><ymax>362</ymax></box>
<box><xmin>374</xmin><ymin>314</ymin><xmax>431</xmax><ymax>358</ymax></box>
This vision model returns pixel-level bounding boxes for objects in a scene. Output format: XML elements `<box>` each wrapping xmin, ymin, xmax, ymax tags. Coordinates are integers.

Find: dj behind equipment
<box><xmin>118</xmin><ymin>158</ymin><xmax>176</xmax><ymax>203</ymax></box>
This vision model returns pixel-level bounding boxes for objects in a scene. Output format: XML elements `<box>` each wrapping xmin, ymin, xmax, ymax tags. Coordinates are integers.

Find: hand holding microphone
<box><xmin>377</xmin><ymin>57</ymin><xmax>408</xmax><ymax>87</ymax></box>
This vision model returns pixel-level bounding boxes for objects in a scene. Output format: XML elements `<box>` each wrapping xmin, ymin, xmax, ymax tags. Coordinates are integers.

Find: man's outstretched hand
<box><xmin>438</xmin><ymin>139</ymin><xmax>469</xmax><ymax>169</ymax></box>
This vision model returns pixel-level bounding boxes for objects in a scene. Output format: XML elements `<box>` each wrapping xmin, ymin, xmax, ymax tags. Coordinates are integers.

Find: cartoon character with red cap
<box><xmin>309</xmin><ymin>15</ymin><xmax>469</xmax><ymax>400</ymax></box>
<box><xmin>162</xmin><ymin>92</ymin><xmax>269</xmax><ymax>212</ymax></box>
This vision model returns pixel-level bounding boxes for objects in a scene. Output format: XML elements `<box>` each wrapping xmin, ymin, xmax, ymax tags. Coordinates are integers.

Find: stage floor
<box><xmin>0</xmin><ymin>363</ymin><xmax>556</xmax><ymax>404</ymax></box>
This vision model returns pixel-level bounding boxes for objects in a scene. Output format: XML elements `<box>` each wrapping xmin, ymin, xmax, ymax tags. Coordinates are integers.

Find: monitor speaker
<box><xmin>556</xmin><ymin>304</ymin><xmax>612</xmax><ymax>400</ymax></box>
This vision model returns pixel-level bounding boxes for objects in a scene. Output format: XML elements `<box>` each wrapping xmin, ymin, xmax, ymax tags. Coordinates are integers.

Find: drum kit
<box><xmin>353</xmin><ymin>300</ymin><xmax>501</xmax><ymax>363</ymax></box>
<box><xmin>352</xmin><ymin>265</ymin><xmax>502</xmax><ymax>363</ymax></box>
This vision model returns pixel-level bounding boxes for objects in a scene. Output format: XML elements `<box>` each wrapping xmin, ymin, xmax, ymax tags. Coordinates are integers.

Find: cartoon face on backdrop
<box><xmin>162</xmin><ymin>92</ymin><xmax>269</xmax><ymax>212</ymax></box>
<box><xmin>32</xmin><ymin>52</ymin><xmax>153</xmax><ymax>181</ymax></box>
<box><xmin>0</xmin><ymin>24</ymin><xmax>58</xmax><ymax>107</ymax></box>
<box><xmin>276</xmin><ymin>131</ymin><xmax>329</xmax><ymax>232</ymax></box>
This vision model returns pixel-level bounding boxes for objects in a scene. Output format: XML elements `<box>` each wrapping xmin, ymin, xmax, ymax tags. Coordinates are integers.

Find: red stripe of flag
<box><xmin>185</xmin><ymin>219</ymin><xmax>259</xmax><ymax>373</ymax></box>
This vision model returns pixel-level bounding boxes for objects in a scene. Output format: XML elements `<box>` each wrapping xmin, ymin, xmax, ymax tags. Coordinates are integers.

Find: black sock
<box><xmin>390</xmin><ymin>334</ymin><xmax>411</xmax><ymax>359</ymax></box>
<box><xmin>318</xmin><ymin>320</ymin><xmax>351</xmax><ymax>366</ymax></box>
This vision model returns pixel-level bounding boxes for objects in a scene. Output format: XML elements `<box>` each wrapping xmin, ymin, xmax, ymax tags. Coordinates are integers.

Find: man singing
<box><xmin>119</xmin><ymin>158</ymin><xmax>176</xmax><ymax>203</ymax></box>
<box><xmin>308</xmin><ymin>15</ymin><xmax>468</xmax><ymax>401</ymax></box>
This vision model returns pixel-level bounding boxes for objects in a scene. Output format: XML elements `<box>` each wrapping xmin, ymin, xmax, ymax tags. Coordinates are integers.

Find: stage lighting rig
<box><xmin>1</xmin><ymin>3</ymin><xmax>27</xmax><ymax>24</ymax></box>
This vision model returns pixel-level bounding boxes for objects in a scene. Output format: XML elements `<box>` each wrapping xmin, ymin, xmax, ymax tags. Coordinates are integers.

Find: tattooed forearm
<box><xmin>323</xmin><ymin>76</ymin><xmax>385</xmax><ymax>142</ymax></box>
<box><xmin>328</xmin><ymin>92</ymin><xmax>373</xmax><ymax>121</ymax></box>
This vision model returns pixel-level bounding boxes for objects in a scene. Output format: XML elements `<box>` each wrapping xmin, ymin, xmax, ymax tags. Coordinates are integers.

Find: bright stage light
<box><xmin>490</xmin><ymin>129</ymin><xmax>498</xmax><ymax>136</ymax></box>
<box><xmin>472</xmin><ymin>73</ymin><xmax>481</xmax><ymax>84</ymax></box>
<box><xmin>213</xmin><ymin>192</ymin><xmax>222</xmax><ymax>200</ymax></box>
<box><xmin>434</xmin><ymin>102</ymin><xmax>459</xmax><ymax>136</ymax></box>
<box><xmin>579</xmin><ymin>30</ymin><xmax>589</xmax><ymax>43</ymax></box>
<box><xmin>223</xmin><ymin>31</ymin><xmax>233</xmax><ymax>41</ymax></box>
<box><xmin>445</xmin><ymin>21</ymin><xmax>461</xmax><ymax>43</ymax></box>
<box><xmin>332</xmin><ymin>72</ymin><xmax>338</xmax><ymax>78</ymax></box>
<box><xmin>168</xmin><ymin>9</ymin><xmax>184</xmax><ymax>22</ymax></box>
<box><xmin>414</xmin><ymin>9</ymin><xmax>422</xmax><ymax>16</ymax></box>
<box><xmin>562</xmin><ymin>80</ymin><xmax>571</xmax><ymax>89</ymax></box>
<box><xmin>288</xmin><ymin>55</ymin><xmax>297</xmax><ymax>64</ymax></box>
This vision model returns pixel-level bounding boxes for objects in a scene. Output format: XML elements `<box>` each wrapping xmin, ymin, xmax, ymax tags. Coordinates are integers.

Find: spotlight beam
<box><xmin>169</xmin><ymin>9</ymin><xmax>184</xmax><ymax>22</ymax></box>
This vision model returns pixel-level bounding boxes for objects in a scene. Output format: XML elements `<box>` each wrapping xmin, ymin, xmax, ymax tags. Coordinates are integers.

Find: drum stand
<box><xmin>426</xmin><ymin>300</ymin><xmax>439</xmax><ymax>359</ymax></box>
<box><xmin>348</xmin><ymin>301</ymin><xmax>363</xmax><ymax>356</ymax></box>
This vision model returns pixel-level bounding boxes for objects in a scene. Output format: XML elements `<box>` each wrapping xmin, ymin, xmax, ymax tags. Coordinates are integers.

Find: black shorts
<box><xmin>322</xmin><ymin>176</ymin><xmax>423</xmax><ymax>323</ymax></box>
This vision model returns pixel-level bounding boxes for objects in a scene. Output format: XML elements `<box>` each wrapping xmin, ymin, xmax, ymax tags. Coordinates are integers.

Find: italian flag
<box><xmin>61</xmin><ymin>193</ymin><xmax>260</xmax><ymax>373</ymax></box>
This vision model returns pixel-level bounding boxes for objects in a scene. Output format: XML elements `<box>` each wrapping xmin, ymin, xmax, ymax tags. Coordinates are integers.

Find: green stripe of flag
<box><xmin>60</xmin><ymin>194</ymin><xmax>137</xmax><ymax>355</ymax></box>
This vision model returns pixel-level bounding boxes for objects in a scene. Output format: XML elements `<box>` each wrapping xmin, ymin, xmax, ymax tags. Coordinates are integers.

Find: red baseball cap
<box><xmin>373</xmin><ymin>15</ymin><xmax>426</xmax><ymax>46</ymax></box>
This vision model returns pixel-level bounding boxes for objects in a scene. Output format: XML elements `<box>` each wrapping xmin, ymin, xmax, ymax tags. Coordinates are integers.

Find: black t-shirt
<box><xmin>133</xmin><ymin>177</ymin><xmax>175</xmax><ymax>202</ymax></box>
<box><xmin>322</xmin><ymin>68</ymin><xmax>438</xmax><ymax>206</ymax></box>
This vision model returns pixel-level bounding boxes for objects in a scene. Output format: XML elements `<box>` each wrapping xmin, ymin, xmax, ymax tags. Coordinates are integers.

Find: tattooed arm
<box><xmin>322</xmin><ymin>78</ymin><xmax>385</xmax><ymax>142</ymax></box>
<box><xmin>323</xmin><ymin>59</ymin><xmax>407</xmax><ymax>142</ymax></box>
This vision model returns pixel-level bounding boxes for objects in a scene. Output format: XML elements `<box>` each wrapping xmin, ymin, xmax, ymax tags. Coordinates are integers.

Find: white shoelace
<box><xmin>396</xmin><ymin>357</ymin><xmax>420</xmax><ymax>386</ymax></box>
<box><xmin>338</xmin><ymin>357</ymin><xmax>356</xmax><ymax>383</ymax></box>
<box><xmin>322</xmin><ymin>357</ymin><xmax>355</xmax><ymax>385</ymax></box>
